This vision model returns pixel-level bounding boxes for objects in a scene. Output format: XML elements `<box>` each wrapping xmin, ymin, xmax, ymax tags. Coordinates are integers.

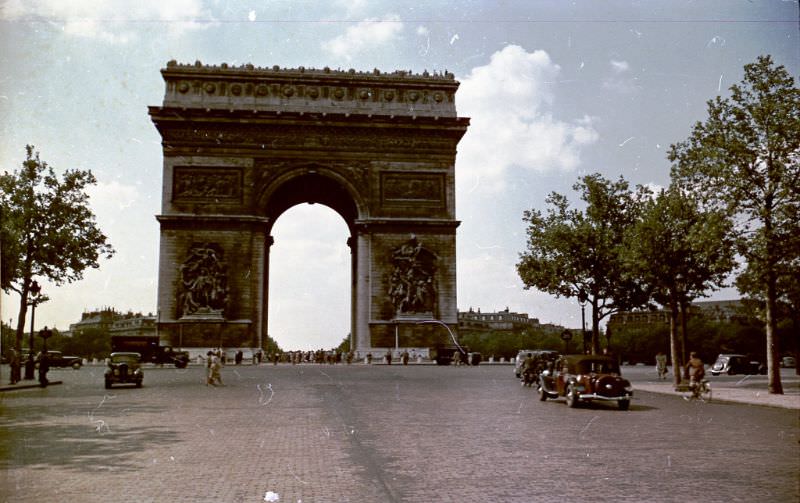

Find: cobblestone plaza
<box><xmin>1</xmin><ymin>364</ymin><xmax>798</xmax><ymax>502</ymax></box>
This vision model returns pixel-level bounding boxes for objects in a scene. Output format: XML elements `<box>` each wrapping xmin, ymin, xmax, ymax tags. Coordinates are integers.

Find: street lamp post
<box><xmin>577</xmin><ymin>289</ymin><xmax>588</xmax><ymax>354</ymax></box>
<box><xmin>24</xmin><ymin>280</ymin><xmax>41</xmax><ymax>380</ymax></box>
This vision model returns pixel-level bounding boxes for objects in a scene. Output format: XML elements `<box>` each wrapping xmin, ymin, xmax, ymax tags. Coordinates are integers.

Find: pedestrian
<box><xmin>235</xmin><ymin>349</ymin><xmax>243</xmax><ymax>365</ymax></box>
<box><xmin>208</xmin><ymin>353</ymin><xmax>223</xmax><ymax>386</ymax></box>
<box><xmin>385</xmin><ymin>349</ymin><xmax>392</xmax><ymax>365</ymax></box>
<box><xmin>401</xmin><ymin>350</ymin><xmax>409</xmax><ymax>365</ymax></box>
<box><xmin>655</xmin><ymin>351</ymin><xmax>668</xmax><ymax>379</ymax></box>
<box><xmin>366</xmin><ymin>352</ymin><xmax>372</xmax><ymax>364</ymax></box>
<box><xmin>37</xmin><ymin>351</ymin><xmax>49</xmax><ymax>388</ymax></box>
<box><xmin>9</xmin><ymin>348</ymin><xmax>20</xmax><ymax>384</ymax></box>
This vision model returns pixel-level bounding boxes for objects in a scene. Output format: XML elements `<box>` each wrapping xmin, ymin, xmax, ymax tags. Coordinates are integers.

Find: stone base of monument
<box><xmin>157</xmin><ymin>319</ymin><xmax>255</xmax><ymax>349</ymax></box>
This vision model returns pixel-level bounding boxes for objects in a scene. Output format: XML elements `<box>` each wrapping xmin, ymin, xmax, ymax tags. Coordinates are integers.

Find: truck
<box><xmin>110</xmin><ymin>336</ymin><xmax>189</xmax><ymax>368</ymax></box>
<box><xmin>429</xmin><ymin>344</ymin><xmax>470</xmax><ymax>365</ymax></box>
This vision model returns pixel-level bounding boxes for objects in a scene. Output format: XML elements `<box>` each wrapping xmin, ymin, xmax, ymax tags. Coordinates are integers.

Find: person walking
<box><xmin>208</xmin><ymin>353</ymin><xmax>223</xmax><ymax>386</ymax></box>
<box><xmin>655</xmin><ymin>351</ymin><xmax>668</xmax><ymax>379</ymax></box>
<box><xmin>9</xmin><ymin>348</ymin><xmax>20</xmax><ymax>385</ymax></box>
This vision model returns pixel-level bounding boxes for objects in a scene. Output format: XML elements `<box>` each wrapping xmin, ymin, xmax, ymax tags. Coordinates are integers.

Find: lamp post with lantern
<box><xmin>578</xmin><ymin>288</ymin><xmax>588</xmax><ymax>354</ymax></box>
<box><xmin>23</xmin><ymin>280</ymin><xmax>42</xmax><ymax>380</ymax></box>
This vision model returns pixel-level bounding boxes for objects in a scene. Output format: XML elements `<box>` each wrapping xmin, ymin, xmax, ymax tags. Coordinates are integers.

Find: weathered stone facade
<box><xmin>149</xmin><ymin>61</ymin><xmax>469</xmax><ymax>351</ymax></box>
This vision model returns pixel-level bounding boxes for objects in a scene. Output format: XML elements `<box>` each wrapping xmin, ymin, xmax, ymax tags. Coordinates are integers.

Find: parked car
<box><xmin>36</xmin><ymin>351</ymin><xmax>82</xmax><ymax>369</ymax></box>
<box><xmin>781</xmin><ymin>356</ymin><xmax>796</xmax><ymax>368</ymax></box>
<box><xmin>709</xmin><ymin>354</ymin><xmax>766</xmax><ymax>376</ymax></box>
<box><xmin>539</xmin><ymin>354</ymin><xmax>633</xmax><ymax>410</ymax></box>
<box><xmin>104</xmin><ymin>352</ymin><xmax>144</xmax><ymax>389</ymax></box>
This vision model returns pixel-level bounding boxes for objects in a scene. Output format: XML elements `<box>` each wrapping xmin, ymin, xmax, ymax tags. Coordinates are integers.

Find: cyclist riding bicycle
<box><xmin>685</xmin><ymin>351</ymin><xmax>706</xmax><ymax>398</ymax></box>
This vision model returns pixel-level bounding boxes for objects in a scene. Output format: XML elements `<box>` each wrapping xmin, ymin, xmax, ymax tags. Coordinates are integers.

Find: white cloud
<box><xmin>0</xmin><ymin>0</ymin><xmax>213</xmax><ymax>42</ymax></box>
<box><xmin>604</xmin><ymin>59</ymin><xmax>639</xmax><ymax>93</ymax></box>
<box><xmin>456</xmin><ymin>45</ymin><xmax>599</xmax><ymax>192</ymax></box>
<box><xmin>610</xmin><ymin>59</ymin><xmax>630</xmax><ymax>73</ymax></box>
<box><xmin>323</xmin><ymin>15</ymin><xmax>404</xmax><ymax>62</ymax></box>
<box><xmin>333</xmin><ymin>0</ymin><xmax>368</xmax><ymax>17</ymax></box>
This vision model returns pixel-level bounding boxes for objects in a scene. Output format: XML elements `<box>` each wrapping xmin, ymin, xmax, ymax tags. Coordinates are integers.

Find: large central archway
<box><xmin>149</xmin><ymin>61</ymin><xmax>469</xmax><ymax>354</ymax></box>
<box><xmin>262</xmin><ymin>169</ymin><xmax>360</xmax><ymax>350</ymax></box>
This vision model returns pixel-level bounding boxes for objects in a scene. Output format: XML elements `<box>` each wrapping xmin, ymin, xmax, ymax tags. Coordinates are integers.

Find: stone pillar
<box><xmin>354</xmin><ymin>230</ymin><xmax>371</xmax><ymax>352</ymax></box>
<box><xmin>259</xmin><ymin>235</ymin><xmax>274</xmax><ymax>350</ymax></box>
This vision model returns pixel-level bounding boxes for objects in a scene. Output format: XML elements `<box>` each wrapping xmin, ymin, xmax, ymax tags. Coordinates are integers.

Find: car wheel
<box><xmin>104</xmin><ymin>378</ymin><xmax>112</xmax><ymax>389</ymax></box>
<box><xmin>618</xmin><ymin>399</ymin><xmax>630</xmax><ymax>411</ymax></box>
<box><xmin>135</xmin><ymin>380</ymin><xmax>142</xmax><ymax>388</ymax></box>
<box><xmin>566</xmin><ymin>384</ymin><xmax>578</xmax><ymax>408</ymax></box>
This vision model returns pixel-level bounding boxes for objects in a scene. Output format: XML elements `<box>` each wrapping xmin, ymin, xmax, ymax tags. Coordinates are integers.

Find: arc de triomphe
<box><xmin>149</xmin><ymin>61</ymin><xmax>469</xmax><ymax>353</ymax></box>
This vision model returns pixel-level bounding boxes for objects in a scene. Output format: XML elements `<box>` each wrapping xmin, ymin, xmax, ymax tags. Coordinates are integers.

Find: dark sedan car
<box><xmin>539</xmin><ymin>354</ymin><xmax>633</xmax><ymax>410</ymax></box>
<box><xmin>104</xmin><ymin>352</ymin><xmax>144</xmax><ymax>389</ymax></box>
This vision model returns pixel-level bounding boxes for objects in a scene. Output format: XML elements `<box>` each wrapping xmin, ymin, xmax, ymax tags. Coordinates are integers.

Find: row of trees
<box><xmin>516</xmin><ymin>56</ymin><xmax>798</xmax><ymax>393</ymax></box>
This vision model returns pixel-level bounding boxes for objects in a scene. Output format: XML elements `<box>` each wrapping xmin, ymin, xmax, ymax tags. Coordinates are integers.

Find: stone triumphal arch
<box><xmin>149</xmin><ymin>61</ymin><xmax>469</xmax><ymax>353</ymax></box>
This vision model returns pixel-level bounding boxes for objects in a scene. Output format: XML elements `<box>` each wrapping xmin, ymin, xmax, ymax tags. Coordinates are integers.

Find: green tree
<box><xmin>0</xmin><ymin>146</ymin><xmax>115</xmax><ymax>354</ymax></box>
<box><xmin>621</xmin><ymin>186</ymin><xmax>735</xmax><ymax>385</ymax></box>
<box><xmin>669</xmin><ymin>56</ymin><xmax>799</xmax><ymax>393</ymax></box>
<box><xmin>517</xmin><ymin>174</ymin><xmax>649</xmax><ymax>353</ymax></box>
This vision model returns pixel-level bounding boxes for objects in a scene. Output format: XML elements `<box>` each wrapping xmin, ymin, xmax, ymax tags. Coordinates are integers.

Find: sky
<box><xmin>1</xmin><ymin>0</ymin><xmax>797</xmax><ymax>350</ymax></box>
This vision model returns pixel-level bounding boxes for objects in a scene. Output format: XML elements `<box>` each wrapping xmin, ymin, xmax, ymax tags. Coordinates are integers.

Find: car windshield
<box><xmin>111</xmin><ymin>354</ymin><xmax>140</xmax><ymax>364</ymax></box>
<box><xmin>576</xmin><ymin>360</ymin><xmax>619</xmax><ymax>374</ymax></box>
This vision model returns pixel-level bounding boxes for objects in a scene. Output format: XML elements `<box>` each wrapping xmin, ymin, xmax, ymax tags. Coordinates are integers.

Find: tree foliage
<box><xmin>517</xmin><ymin>173</ymin><xmax>649</xmax><ymax>353</ymax></box>
<box><xmin>0</xmin><ymin>145</ymin><xmax>115</xmax><ymax>350</ymax></box>
<box><xmin>621</xmin><ymin>185</ymin><xmax>735</xmax><ymax>383</ymax></box>
<box><xmin>669</xmin><ymin>55</ymin><xmax>799</xmax><ymax>393</ymax></box>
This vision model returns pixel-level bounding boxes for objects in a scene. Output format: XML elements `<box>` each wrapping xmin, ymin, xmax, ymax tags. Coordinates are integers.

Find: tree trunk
<box><xmin>764</xmin><ymin>201</ymin><xmax>783</xmax><ymax>394</ymax></box>
<box><xmin>591</xmin><ymin>300</ymin><xmax>600</xmax><ymax>355</ymax></box>
<box><xmin>14</xmin><ymin>292</ymin><xmax>28</xmax><ymax>353</ymax></box>
<box><xmin>669</xmin><ymin>301</ymin><xmax>681</xmax><ymax>387</ymax></box>
<box><xmin>679</xmin><ymin>300</ymin><xmax>688</xmax><ymax>365</ymax></box>
<box><xmin>766</xmin><ymin>274</ymin><xmax>784</xmax><ymax>394</ymax></box>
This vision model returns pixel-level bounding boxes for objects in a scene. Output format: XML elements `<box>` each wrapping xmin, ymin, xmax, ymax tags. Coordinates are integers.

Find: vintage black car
<box><xmin>709</xmin><ymin>354</ymin><xmax>766</xmax><ymax>376</ymax></box>
<box><xmin>539</xmin><ymin>354</ymin><xmax>632</xmax><ymax>410</ymax></box>
<box><xmin>104</xmin><ymin>352</ymin><xmax>144</xmax><ymax>389</ymax></box>
<box><xmin>35</xmin><ymin>350</ymin><xmax>82</xmax><ymax>369</ymax></box>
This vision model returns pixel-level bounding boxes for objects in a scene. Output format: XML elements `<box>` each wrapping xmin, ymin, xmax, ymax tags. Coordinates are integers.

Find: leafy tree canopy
<box><xmin>517</xmin><ymin>173</ymin><xmax>649</xmax><ymax>352</ymax></box>
<box><xmin>1</xmin><ymin>145</ymin><xmax>115</xmax><ymax>346</ymax></box>
<box><xmin>669</xmin><ymin>55</ymin><xmax>799</xmax><ymax>393</ymax></box>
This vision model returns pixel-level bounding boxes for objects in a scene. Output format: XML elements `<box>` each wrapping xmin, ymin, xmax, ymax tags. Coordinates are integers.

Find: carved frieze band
<box><xmin>381</xmin><ymin>172</ymin><xmax>445</xmax><ymax>207</ymax></box>
<box><xmin>173</xmin><ymin>167</ymin><xmax>243</xmax><ymax>202</ymax></box>
<box><xmin>161</xmin><ymin>124</ymin><xmax>459</xmax><ymax>153</ymax></box>
<box><xmin>172</xmin><ymin>79</ymin><xmax>454</xmax><ymax>106</ymax></box>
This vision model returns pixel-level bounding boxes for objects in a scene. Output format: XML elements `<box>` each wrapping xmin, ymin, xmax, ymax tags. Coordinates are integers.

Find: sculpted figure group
<box><xmin>388</xmin><ymin>235</ymin><xmax>437</xmax><ymax>314</ymax></box>
<box><xmin>179</xmin><ymin>243</ymin><xmax>229</xmax><ymax>316</ymax></box>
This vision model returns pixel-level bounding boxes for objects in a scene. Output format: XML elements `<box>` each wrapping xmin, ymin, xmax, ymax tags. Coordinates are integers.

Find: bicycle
<box><xmin>684</xmin><ymin>378</ymin><xmax>712</xmax><ymax>402</ymax></box>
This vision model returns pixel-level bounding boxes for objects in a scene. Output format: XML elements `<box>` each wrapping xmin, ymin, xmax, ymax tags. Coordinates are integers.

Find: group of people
<box><xmin>6</xmin><ymin>349</ymin><xmax>49</xmax><ymax>387</ymax></box>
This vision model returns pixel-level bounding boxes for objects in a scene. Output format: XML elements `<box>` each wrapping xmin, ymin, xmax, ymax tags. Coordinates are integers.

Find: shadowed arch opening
<box><xmin>263</xmin><ymin>171</ymin><xmax>361</xmax><ymax>235</ymax></box>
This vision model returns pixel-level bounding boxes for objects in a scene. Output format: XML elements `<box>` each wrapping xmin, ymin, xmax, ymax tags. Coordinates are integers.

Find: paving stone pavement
<box><xmin>1</xmin><ymin>363</ymin><xmax>798</xmax><ymax>503</ymax></box>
